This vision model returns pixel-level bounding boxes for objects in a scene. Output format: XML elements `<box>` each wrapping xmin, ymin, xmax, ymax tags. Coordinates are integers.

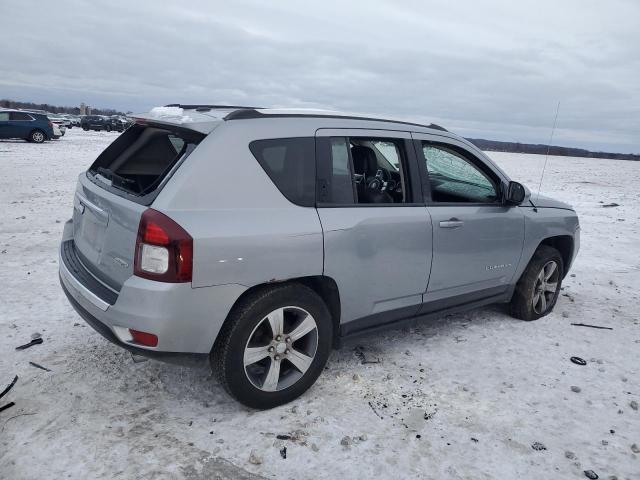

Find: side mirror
<box><xmin>505</xmin><ymin>181</ymin><xmax>529</xmax><ymax>205</ymax></box>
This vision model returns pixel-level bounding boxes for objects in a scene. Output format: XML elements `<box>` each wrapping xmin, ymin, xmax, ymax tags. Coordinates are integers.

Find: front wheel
<box><xmin>105</xmin><ymin>125</ymin><xmax>112</xmax><ymax>132</ymax></box>
<box><xmin>510</xmin><ymin>245</ymin><xmax>564</xmax><ymax>321</ymax></box>
<box><xmin>212</xmin><ymin>284</ymin><xmax>332</xmax><ymax>409</ymax></box>
<box><xmin>28</xmin><ymin>129</ymin><xmax>46</xmax><ymax>143</ymax></box>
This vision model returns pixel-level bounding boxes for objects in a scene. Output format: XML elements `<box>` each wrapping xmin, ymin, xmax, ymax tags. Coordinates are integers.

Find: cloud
<box><xmin>1</xmin><ymin>0</ymin><xmax>638</xmax><ymax>152</ymax></box>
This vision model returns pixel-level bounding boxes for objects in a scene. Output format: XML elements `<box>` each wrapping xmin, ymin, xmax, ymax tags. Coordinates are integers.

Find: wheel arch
<box><xmin>538</xmin><ymin>235</ymin><xmax>574</xmax><ymax>277</ymax></box>
<box><xmin>214</xmin><ymin>275</ymin><xmax>342</xmax><ymax>351</ymax></box>
<box><xmin>29</xmin><ymin>128</ymin><xmax>48</xmax><ymax>141</ymax></box>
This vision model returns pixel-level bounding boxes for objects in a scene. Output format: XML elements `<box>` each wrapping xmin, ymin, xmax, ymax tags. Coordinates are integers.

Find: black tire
<box><xmin>105</xmin><ymin>125</ymin><xmax>112</xmax><ymax>132</ymax></box>
<box><xmin>82</xmin><ymin>127</ymin><xmax>88</xmax><ymax>131</ymax></box>
<box><xmin>28</xmin><ymin>129</ymin><xmax>46</xmax><ymax>143</ymax></box>
<box><xmin>212</xmin><ymin>283</ymin><xmax>333</xmax><ymax>409</ymax></box>
<box><xmin>510</xmin><ymin>245</ymin><xmax>564</xmax><ymax>321</ymax></box>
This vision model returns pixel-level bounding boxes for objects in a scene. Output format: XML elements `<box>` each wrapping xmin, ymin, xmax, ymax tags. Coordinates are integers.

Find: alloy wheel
<box><xmin>532</xmin><ymin>260</ymin><xmax>559</xmax><ymax>314</ymax></box>
<box><xmin>243</xmin><ymin>306</ymin><xmax>318</xmax><ymax>392</ymax></box>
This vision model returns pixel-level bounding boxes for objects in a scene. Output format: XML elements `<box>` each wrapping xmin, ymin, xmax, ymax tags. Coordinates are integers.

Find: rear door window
<box><xmin>88</xmin><ymin>124</ymin><xmax>204</xmax><ymax>201</ymax></box>
<box><xmin>9</xmin><ymin>112</ymin><xmax>33</xmax><ymax>121</ymax></box>
<box><xmin>249</xmin><ymin>137</ymin><xmax>315</xmax><ymax>207</ymax></box>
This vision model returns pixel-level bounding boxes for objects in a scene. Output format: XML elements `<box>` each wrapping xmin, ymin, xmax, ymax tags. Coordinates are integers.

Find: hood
<box><xmin>530</xmin><ymin>194</ymin><xmax>574</xmax><ymax>210</ymax></box>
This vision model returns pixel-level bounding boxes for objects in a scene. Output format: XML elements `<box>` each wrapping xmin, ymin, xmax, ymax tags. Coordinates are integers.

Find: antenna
<box><xmin>536</xmin><ymin>101</ymin><xmax>561</xmax><ymax>203</ymax></box>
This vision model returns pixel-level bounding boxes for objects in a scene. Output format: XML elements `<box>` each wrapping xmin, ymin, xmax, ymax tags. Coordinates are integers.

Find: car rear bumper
<box><xmin>60</xmin><ymin>277</ymin><xmax>209</xmax><ymax>367</ymax></box>
<box><xmin>59</xmin><ymin>220</ymin><xmax>247</xmax><ymax>363</ymax></box>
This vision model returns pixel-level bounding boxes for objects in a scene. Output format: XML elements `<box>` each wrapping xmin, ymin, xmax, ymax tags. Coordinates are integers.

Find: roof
<box><xmin>163</xmin><ymin>104</ymin><xmax>448</xmax><ymax>132</ymax></box>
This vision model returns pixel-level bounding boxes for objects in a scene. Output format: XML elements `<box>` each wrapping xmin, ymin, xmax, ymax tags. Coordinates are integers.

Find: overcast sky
<box><xmin>2</xmin><ymin>0</ymin><xmax>638</xmax><ymax>153</ymax></box>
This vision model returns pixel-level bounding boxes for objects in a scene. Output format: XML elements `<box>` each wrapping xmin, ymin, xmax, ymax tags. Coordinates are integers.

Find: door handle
<box><xmin>439</xmin><ymin>218</ymin><xmax>464</xmax><ymax>229</ymax></box>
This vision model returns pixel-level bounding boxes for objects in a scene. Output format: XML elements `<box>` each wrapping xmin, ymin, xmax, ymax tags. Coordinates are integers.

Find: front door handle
<box><xmin>439</xmin><ymin>218</ymin><xmax>464</xmax><ymax>229</ymax></box>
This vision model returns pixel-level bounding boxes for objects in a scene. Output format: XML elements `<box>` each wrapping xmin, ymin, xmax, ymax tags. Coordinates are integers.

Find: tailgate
<box><xmin>72</xmin><ymin>174</ymin><xmax>146</xmax><ymax>291</ymax></box>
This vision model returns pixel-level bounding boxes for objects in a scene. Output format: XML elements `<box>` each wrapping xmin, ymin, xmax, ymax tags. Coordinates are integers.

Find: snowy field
<box><xmin>1</xmin><ymin>128</ymin><xmax>639</xmax><ymax>480</ymax></box>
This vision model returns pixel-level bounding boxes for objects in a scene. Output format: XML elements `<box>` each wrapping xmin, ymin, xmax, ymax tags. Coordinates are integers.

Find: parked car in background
<box><xmin>0</xmin><ymin>109</ymin><xmax>54</xmax><ymax>143</ymax></box>
<box><xmin>81</xmin><ymin>115</ymin><xmax>112</xmax><ymax>131</ymax></box>
<box><xmin>51</xmin><ymin>122</ymin><xmax>62</xmax><ymax>139</ymax></box>
<box><xmin>47</xmin><ymin>115</ymin><xmax>68</xmax><ymax>135</ymax></box>
<box><xmin>59</xmin><ymin>114</ymin><xmax>76</xmax><ymax>128</ymax></box>
<box><xmin>59</xmin><ymin>105</ymin><xmax>580</xmax><ymax>409</ymax></box>
<box><xmin>108</xmin><ymin>115</ymin><xmax>131</xmax><ymax>132</ymax></box>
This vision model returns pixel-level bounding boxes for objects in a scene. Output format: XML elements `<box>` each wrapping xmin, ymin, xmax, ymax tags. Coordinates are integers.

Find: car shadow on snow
<box><xmin>63</xmin><ymin>303</ymin><xmax>516</xmax><ymax>416</ymax></box>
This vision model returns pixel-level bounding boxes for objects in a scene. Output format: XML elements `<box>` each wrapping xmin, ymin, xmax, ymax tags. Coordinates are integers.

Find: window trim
<box><xmin>315</xmin><ymin>131</ymin><xmax>424</xmax><ymax>208</ymax></box>
<box><xmin>415</xmin><ymin>139</ymin><xmax>507</xmax><ymax>207</ymax></box>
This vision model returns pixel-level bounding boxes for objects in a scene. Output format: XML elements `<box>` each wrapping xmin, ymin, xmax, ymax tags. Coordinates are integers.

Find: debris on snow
<box><xmin>571</xmin><ymin>356</ymin><xmax>587</xmax><ymax>366</ymax></box>
<box><xmin>354</xmin><ymin>346</ymin><xmax>381</xmax><ymax>364</ymax></box>
<box><xmin>531</xmin><ymin>442</ymin><xmax>547</xmax><ymax>451</ymax></box>
<box><xmin>631</xmin><ymin>444</ymin><xmax>640</xmax><ymax>453</ymax></box>
<box><xmin>630</xmin><ymin>400</ymin><xmax>638</xmax><ymax>411</ymax></box>
<box><xmin>248</xmin><ymin>450</ymin><xmax>262</xmax><ymax>465</ymax></box>
<box><xmin>279</xmin><ymin>446</ymin><xmax>287</xmax><ymax>459</ymax></box>
<box><xmin>583</xmin><ymin>470</ymin><xmax>599</xmax><ymax>479</ymax></box>
<box><xmin>15</xmin><ymin>337</ymin><xmax>43</xmax><ymax>350</ymax></box>
<box><xmin>571</xmin><ymin>386</ymin><xmax>582</xmax><ymax>393</ymax></box>
<box><xmin>28</xmin><ymin>362</ymin><xmax>51</xmax><ymax>372</ymax></box>
<box><xmin>0</xmin><ymin>402</ymin><xmax>16</xmax><ymax>413</ymax></box>
<box><xmin>571</xmin><ymin>323</ymin><xmax>613</xmax><ymax>330</ymax></box>
<box><xmin>0</xmin><ymin>375</ymin><xmax>18</xmax><ymax>400</ymax></box>
<box><xmin>601</xmin><ymin>203</ymin><xmax>619</xmax><ymax>208</ymax></box>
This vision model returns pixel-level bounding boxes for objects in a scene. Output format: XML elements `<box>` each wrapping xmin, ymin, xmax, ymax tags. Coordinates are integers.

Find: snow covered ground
<box><xmin>1</xmin><ymin>129</ymin><xmax>638</xmax><ymax>479</ymax></box>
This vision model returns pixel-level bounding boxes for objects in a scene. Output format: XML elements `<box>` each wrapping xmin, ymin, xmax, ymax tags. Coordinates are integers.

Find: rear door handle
<box><xmin>439</xmin><ymin>218</ymin><xmax>464</xmax><ymax>229</ymax></box>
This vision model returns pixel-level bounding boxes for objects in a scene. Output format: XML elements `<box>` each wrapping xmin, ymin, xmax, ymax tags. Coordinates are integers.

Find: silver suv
<box><xmin>59</xmin><ymin>105</ymin><xmax>580</xmax><ymax>408</ymax></box>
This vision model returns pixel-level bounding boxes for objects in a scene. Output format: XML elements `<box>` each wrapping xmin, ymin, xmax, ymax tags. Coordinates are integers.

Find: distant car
<box><xmin>51</xmin><ymin>122</ymin><xmax>62</xmax><ymax>139</ymax></box>
<box><xmin>60</xmin><ymin>114</ymin><xmax>75</xmax><ymax>128</ymax></box>
<box><xmin>0</xmin><ymin>109</ymin><xmax>54</xmax><ymax>143</ymax></box>
<box><xmin>109</xmin><ymin>116</ymin><xmax>130</xmax><ymax>132</ymax></box>
<box><xmin>69</xmin><ymin>116</ymin><xmax>81</xmax><ymax>127</ymax></box>
<box><xmin>48</xmin><ymin>115</ymin><xmax>68</xmax><ymax>135</ymax></box>
<box><xmin>81</xmin><ymin>115</ymin><xmax>112</xmax><ymax>132</ymax></box>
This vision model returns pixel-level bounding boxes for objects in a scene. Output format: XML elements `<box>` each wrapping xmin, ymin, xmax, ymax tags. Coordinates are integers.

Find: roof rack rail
<box><xmin>164</xmin><ymin>104</ymin><xmax>261</xmax><ymax>111</ymax></box>
<box><xmin>224</xmin><ymin>108</ymin><xmax>448</xmax><ymax>132</ymax></box>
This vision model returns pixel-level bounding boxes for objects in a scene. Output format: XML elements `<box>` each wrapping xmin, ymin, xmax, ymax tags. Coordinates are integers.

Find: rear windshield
<box><xmin>88</xmin><ymin>124</ymin><xmax>204</xmax><ymax>202</ymax></box>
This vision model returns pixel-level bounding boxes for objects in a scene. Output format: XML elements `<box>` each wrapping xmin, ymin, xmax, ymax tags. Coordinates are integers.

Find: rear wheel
<box><xmin>28</xmin><ymin>129</ymin><xmax>46</xmax><ymax>143</ymax></box>
<box><xmin>510</xmin><ymin>245</ymin><xmax>563</xmax><ymax>321</ymax></box>
<box><xmin>212</xmin><ymin>284</ymin><xmax>332</xmax><ymax>409</ymax></box>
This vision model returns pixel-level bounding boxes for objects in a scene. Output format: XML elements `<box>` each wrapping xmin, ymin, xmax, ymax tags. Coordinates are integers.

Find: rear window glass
<box><xmin>88</xmin><ymin>124</ymin><xmax>204</xmax><ymax>199</ymax></box>
<box><xmin>249</xmin><ymin>137</ymin><xmax>315</xmax><ymax>207</ymax></box>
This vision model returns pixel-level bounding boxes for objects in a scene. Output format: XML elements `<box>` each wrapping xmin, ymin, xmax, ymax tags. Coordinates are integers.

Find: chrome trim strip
<box><xmin>76</xmin><ymin>193</ymin><xmax>106</xmax><ymax>217</ymax></box>
<box><xmin>59</xmin><ymin>249</ymin><xmax>110</xmax><ymax>311</ymax></box>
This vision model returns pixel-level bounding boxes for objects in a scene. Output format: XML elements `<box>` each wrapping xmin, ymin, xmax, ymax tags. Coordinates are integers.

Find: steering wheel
<box><xmin>367</xmin><ymin>169</ymin><xmax>394</xmax><ymax>192</ymax></box>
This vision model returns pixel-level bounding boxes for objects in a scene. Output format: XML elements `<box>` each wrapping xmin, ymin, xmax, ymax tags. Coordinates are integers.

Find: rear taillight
<box><xmin>48</xmin><ymin>121</ymin><xmax>53</xmax><ymax>128</ymax></box>
<box><xmin>134</xmin><ymin>209</ymin><xmax>193</xmax><ymax>283</ymax></box>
